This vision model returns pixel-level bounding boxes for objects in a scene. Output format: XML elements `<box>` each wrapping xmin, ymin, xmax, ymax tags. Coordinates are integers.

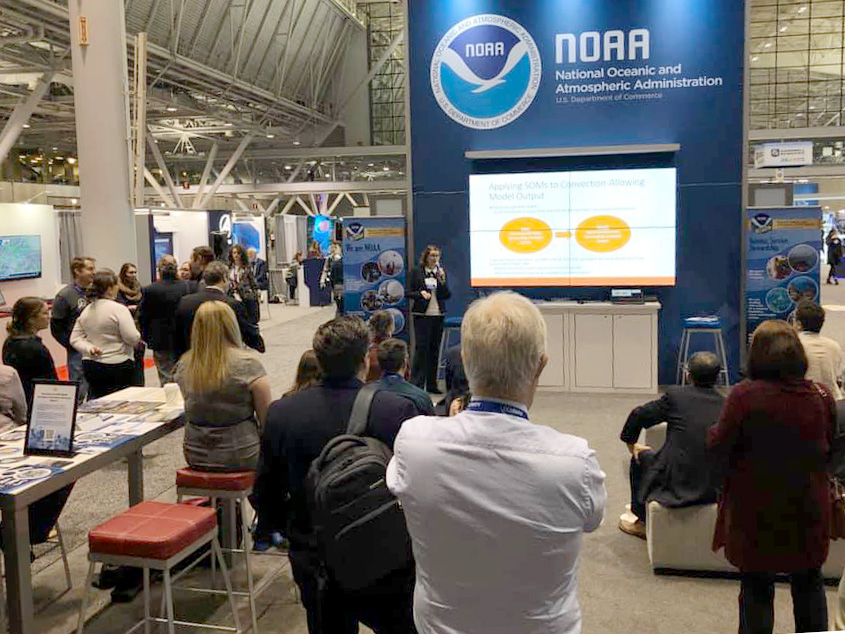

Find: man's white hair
<box><xmin>461</xmin><ymin>291</ymin><xmax>546</xmax><ymax>397</ymax></box>
<box><xmin>246</xmin><ymin>247</ymin><xmax>257</xmax><ymax>256</ymax></box>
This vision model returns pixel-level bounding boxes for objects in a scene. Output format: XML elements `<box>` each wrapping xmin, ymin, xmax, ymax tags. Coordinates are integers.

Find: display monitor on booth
<box><xmin>0</xmin><ymin>235</ymin><xmax>42</xmax><ymax>281</ymax></box>
<box><xmin>468</xmin><ymin>167</ymin><xmax>677</xmax><ymax>287</ymax></box>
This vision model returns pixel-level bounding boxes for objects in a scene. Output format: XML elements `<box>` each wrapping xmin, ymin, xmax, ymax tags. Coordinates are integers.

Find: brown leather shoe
<box><xmin>618</xmin><ymin>517</ymin><xmax>646</xmax><ymax>540</ymax></box>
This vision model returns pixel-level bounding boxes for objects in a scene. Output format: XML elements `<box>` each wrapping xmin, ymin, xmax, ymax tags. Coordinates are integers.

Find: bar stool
<box><xmin>176</xmin><ymin>469</ymin><xmax>285</xmax><ymax>634</ymax></box>
<box><xmin>77</xmin><ymin>500</ymin><xmax>241</xmax><ymax>634</ymax></box>
<box><xmin>437</xmin><ymin>316</ymin><xmax>462</xmax><ymax>381</ymax></box>
<box><xmin>676</xmin><ymin>316</ymin><xmax>730</xmax><ymax>387</ymax></box>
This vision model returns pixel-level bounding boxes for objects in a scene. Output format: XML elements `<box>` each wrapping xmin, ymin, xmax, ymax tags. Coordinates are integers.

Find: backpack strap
<box><xmin>346</xmin><ymin>383</ymin><xmax>380</xmax><ymax>436</ymax></box>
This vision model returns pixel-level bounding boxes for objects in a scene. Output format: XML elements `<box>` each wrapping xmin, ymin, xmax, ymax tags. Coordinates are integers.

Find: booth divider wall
<box><xmin>408</xmin><ymin>0</ymin><xmax>746</xmax><ymax>384</ymax></box>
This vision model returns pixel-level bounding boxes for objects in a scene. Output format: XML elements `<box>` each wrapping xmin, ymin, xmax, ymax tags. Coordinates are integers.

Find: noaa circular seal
<box><xmin>430</xmin><ymin>14</ymin><xmax>541</xmax><ymax>130</ymax></box>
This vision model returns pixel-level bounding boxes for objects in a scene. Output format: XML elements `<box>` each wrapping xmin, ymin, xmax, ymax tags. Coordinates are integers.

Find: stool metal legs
<box><xmin>677</xmin><ymin>328</ymin><xmax>730</xmax><ymax>387</ymax></box>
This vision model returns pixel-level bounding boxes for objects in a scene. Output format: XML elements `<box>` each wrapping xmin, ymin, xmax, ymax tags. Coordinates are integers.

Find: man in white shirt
<box><xmin>795</xmin><ymin>299</ymin><xmax>843</xmax><ymax>399</ymax></box>
<box><xmin>386</xmin><ymin>291</ymin><xmax>607</xmax><ymax>634</ymax></box>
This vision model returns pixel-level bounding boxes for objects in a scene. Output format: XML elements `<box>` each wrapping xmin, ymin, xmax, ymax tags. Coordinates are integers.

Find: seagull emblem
<box><xmin>441</xmin><ymin>42</ymin><xmax>529</xmax><ymax>93</ymax></box>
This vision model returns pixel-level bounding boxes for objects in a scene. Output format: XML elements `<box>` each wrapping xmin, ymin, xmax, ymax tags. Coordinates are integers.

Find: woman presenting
<box><xmin>407</xmin><ymin>245</ymin><xmax>451</xmax><ymax>393</ymax></box>
<box><xmin>708</xmin><ymin>320</ymin><xmax>832</xmax><ymax>634</ymax></box>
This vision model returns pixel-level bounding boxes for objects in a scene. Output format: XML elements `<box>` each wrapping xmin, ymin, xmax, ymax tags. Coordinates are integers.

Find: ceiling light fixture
<box><xmin>779</xmin><ymin>25</ymin><xmax>788</xmax><ymax>32</ymax></box>
<box><xmin>798</xmin><ymin>6</ymin><xmax>807</xmax><ymax>12</ymax></box>
<box><xmin>67</xmin><ymin>157</ymin><xmax>77</xmax><ymax>164</ymax></box>
<box><xmin>266</xmin><ymin>134</ymin><xmax>275</xmax><ymax>138</ymax></box>
<box><xmin>22</xmin><ymin>123</ymin><xmax>30</xmax><ymax>128</ymax></box>
<box><xmin>752</xmin><ymin>56</ymin><xmax>759</xmax><ymax>61</ymax></box>
<box><xmin>764</xmin><ymin>42</ymin><xmax>772</xmax><ymax>48</ymax></box>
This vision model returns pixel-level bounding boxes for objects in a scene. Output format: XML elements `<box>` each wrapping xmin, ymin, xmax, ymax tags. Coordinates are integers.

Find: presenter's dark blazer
<box><xmin>137</xmin><ymin>279</ymin><xmax>192</xmax><ymax>353</ymax></box>
<box><xmin>252</xmin><ymin>258</ymin><xmax>269</xmax><ymax>291</ymax></box>
<box><xmin>407</xmin><ymin>267</ymin><xmax>451</xmax><ymax>315</ymax></box>
<box><xmin>620</xmin><ymin>385</ymin><xmax>725</xmax><ymax>508</ymax></box>
<box><xmin>174</xmin><ymin>288</ymin><xmax>265</xmax><ymax>357</ymax></box>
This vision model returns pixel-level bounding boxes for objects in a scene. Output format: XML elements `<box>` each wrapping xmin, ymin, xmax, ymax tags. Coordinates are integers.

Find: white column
<box><xmin>68</xmin><ymin>0</ymin><xmax>137</xmax><ymax>271</ymax></box>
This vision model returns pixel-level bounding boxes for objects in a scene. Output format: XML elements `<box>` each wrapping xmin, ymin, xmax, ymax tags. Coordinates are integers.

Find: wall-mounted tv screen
<box><xmin>0</xmin><ymin>235</ymin><xmax>42</xmax><ymax>281</ymax></box>
<box><xmin>469</xmin><ymin>167</ymin><xmax>677</xmax><ymax>287</ymax></box>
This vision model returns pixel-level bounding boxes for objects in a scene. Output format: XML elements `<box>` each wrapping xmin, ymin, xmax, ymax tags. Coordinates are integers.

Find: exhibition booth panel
<box><xmin>537</xmin><ymin>301</ymin><xmax>659</xmax><ymax>394</ymax></box>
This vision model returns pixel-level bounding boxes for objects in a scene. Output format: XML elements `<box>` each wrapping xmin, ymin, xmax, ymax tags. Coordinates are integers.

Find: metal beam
<box><xmin>279</xmin><ymin>197</ymin><xmax>297</xmax><ymax>215</ymax></box>
<box><xmin>0</xmin><ymin>70</ymin><xmax>54</xmax><ymax>167</ymax></box>
<box><xmin>146</xmin><ymin>132</ymin><xmax>184</xmax><ymax>207</ymax></box>
<box><xmin>198</xmin><ymin>133</ymin><xmax>255</xmax><ymax>208</ymax></box>
<box><xmin>144</xmin><ymin>167</ymin><xmax>177</xmax><ymax>207</ymax></box>
<box><xmin>265</xmin><ymin>196</ymin><xmax>282</xmax><ymax>215</ymax></box>
<box><xmin>294</xmin><ymin>195</ymin><xmax>314</xmax><ymax>215</ymax></box>
<box><xmin>192</xmin><ymin>141</ymin><xmax>218</xmax><ymax>208</ymax></box>
<box><xmin>133</xmin><ymin>33</ymin><xmax>148</xmax><ymax>207</ymax></box>
<box><xmin>327</xmin><ymin>193</ymin><xmax>344</xmax><ymax>215</ymax></box>
<box><xmin>178</xmin><ymin>179</ymin><xmax>409</xmax><ymax>196</ymax></box>
<box><xmin>251</xmin><ymin>0</ymin><xmax>293</xmax><ymax>84</ymax></box>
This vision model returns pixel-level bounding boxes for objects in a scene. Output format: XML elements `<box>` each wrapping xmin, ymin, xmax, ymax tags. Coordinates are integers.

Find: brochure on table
<box><xmin>744</xmin><ymin>207</ymin><xmax>822</xmax><ymax>343</ymax></box>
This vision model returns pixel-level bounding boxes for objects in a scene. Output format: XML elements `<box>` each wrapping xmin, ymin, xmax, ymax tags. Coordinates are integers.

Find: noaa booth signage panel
<box><xmin>409</xmin><ymin>0</ymin><xmax>745</xmax><ymax>384</ymax></box>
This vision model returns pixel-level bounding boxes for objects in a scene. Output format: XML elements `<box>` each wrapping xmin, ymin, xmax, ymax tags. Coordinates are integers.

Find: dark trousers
<box><xmin>82</xmin><ymin>359</ymin><xmax>135</xmax><ymax>400</ymax></box>
<box><xmin>629</xmin><ymin>449</ymin><xmax>657</xmax><ymax>520</ymax></box>
<box><xmin>132</xmin><ymin>346</ymin><xmax>146</xmax><ymax>387</ymax></box>
<box><xmin>289</xmin><ymin>547</ymin><xmax>416</xmax><ymax>634</ymax></box>
<box><xmin>738</xmin><ymin>569</ymin><xmax>827</xmax><ymax>634</ymax></box>
<box><xmin>411</xmin><ymin>315</ymin><xmax>444</xmax><ymax>391</ymax></box>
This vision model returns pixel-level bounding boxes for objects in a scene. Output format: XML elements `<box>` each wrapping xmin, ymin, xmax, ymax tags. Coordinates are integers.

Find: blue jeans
<box><xmin>66</xmin><ymin>348</ymin><xmax>88</xmax><ymax>402</ymax></box>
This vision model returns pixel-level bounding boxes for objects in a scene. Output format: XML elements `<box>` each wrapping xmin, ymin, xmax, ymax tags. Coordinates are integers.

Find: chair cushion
<box><xmin>89</xmin><ymin>501</ymin><xmax>217</xmax><ymax>560</ymax></box>
<box><xmin>683</xmin><ymin>316</ymin><xmax>721</xmax><ymax>329</ymax></box>
<box><xmin>175</xmin><ymin>468</ymin><xmax>256</xmax><ymax>491</ymax></box>
<box><xmin>443</xmin><ymin>317</ymin><xmax>462</xmax><ymax>328</ymax></box>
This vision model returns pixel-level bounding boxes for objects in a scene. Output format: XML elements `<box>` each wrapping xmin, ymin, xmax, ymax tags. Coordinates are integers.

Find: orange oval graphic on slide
<box><xmin>499</xmin><ymin>217</ymin><xmax>553</xmax><ymax>253</ymax></box>
<box><xmin>575</xmin><ymin>215</ymin><xmax>631</xmax><ymax>253</ymax></box>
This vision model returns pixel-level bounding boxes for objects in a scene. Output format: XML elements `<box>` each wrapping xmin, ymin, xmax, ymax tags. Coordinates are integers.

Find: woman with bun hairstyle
<box><xmin>407</xmin><ymin>245</ymin><xmax>451</xmax><ymax>393</ymax></box>
<box><xmin>71</xmin><ymin>269</ymin><xmax>141</xmax><ymax>399</ymax></box>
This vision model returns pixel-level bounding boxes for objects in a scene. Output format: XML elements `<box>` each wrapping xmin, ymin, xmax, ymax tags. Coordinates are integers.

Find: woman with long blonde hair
<box><xmin>175</xmin><ymin>300</ymin><xmax>271</xmax><ymax>471</ymax></box>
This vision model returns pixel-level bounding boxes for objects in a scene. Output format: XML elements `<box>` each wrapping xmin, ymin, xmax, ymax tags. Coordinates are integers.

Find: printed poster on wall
<box><xmin>342</xmin><ymin>217</ymin><xmax>407</xmax><ymax>336</ymax></box>
<box><xmin>745</xmin><ymin>207</ymin><xmax>822</xmax><ymax>343</ymax></box>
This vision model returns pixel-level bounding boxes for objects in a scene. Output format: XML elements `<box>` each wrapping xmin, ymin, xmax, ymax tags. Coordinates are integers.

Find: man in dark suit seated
<box><xmin>137</xmin><ymin>255</ymin><xmax>192</xmax><ymax>384</ymax></box>
<box><xmin>247</xmin><ymin>247</ymin><xmax>269</xmax><ymax>291</ymax></box>
<box><xmin>376</xmin><ymin>338</ymin><xmax>435</xmax><ymax>416</ymax></box>
<box><xmin>254</xmin><ymin>316</ymin><xmax>418</xmax><ymax>634</ymax></box>
<box><xmin>174</xmin><ymin>260</ymin><xmax>265</xmax><ymax>356</ymax></box>
<box><xmin>618</xmin><ymin>351</ymin><xmax>726</xmax><ymax>539</ymax></box>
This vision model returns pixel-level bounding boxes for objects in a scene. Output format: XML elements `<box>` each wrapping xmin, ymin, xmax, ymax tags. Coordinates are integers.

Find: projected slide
<box><xmin>468</xmin><ymin>168</ymin><xmax>677</xmax><ymax>287</ymax></box>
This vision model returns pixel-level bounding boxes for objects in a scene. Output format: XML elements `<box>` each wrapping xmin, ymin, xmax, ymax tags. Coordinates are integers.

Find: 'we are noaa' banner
<box><xmin>342</xmin><ymin>217</ymin><xmax>408</xmax><ymax>336</ymax></box>
<box><xmin>745</xmin><ymin>207</ymin><xmax>822</xmax><ymax>342</ymax></box>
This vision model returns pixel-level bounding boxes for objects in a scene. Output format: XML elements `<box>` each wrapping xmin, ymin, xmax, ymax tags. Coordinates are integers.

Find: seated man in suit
<box><xmin>174</xmin><ymin>260</ymin><xmax>265</xmax><ymax>357</ymax></box>
<box><xmin>619</xmin><ymin>351</ymin><xmax>725</xmax><ymax>539</ymax></box>
<box><xmin>247</xmin><ymin>248</ymin><xmax>269</xmax><ymax>292</ymax></box>
<box><xmin>375</xmin><ymin>338</ymin><xmax>435</xmax><ymax>416</ymax></box>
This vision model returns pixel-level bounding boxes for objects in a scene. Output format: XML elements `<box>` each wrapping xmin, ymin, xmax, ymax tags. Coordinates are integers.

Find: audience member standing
<box><xmin>137</xmin><ymin>256</ymin><xmax>191</xmax><ymax>385</ymax></box>
<box><xmin>827</xmin><ymin>228</ymin><xmax>842</xmax><ymax>285</ymax></box>
<box><xmin>70</xmin><ymin>270</ymin><xmax>141</xmax><ymax>399</ymax></box>
<box><xmin>794</xmin><ymin>299</ymin><xmax>844</xmax><ymax>399</ymax></box>
<box><xmin>618</xmin><ymin>352</ymin><xmax>725</xmax><ymax>539</ymax></box>
<box><xmin>230</xmin><ymin>244</ymin><xmax>260</xmax><ymax>325</ymax></box>
<box><xmin>175</xmin><ymin>301</ymin><xmax>271</xmax><ymax>472</ymax></box>
<box><xmin>375</xmin><ymin>338</ymin><xmax>435</xmax><ymax>416</ymax></box>
<box><xmin>247</xmin><ymin>247</ymin><xmax>268</xmax><ymax>292</ymax></box>
<box><xmin>282</xmin><ymin>349</ymin><xmax>321</xmax><ymax>397</ymax></box>
<box><xmin>255</xmin><ymin>316</ymin><xmax>418</xmax><ymax>634</ymax></box>
<box><xmin>408</xmin><ymin>245</ymin><xmax>451</xmax><ymax>393</ymax></box>
<box><xmin>51</xmin><ymin>256</ymin><xmax>95</xmax><ymax>399</ymax></box>
<box><xmin>320</xmin><ymin>242</ymin><xmax>344</xmax><ymax>315</ymax></box>
<box><xmin>116</xmin><ymin>262</ymin><xmax>145</xmax><ymax>386</ymax></box>
<box><xmin>365</xmin><ymin>310</ymin><xmax>394</xmax><ymax>382</ymax></box>
<box><xmin>174</xmin><ymin>261</ymin><xmax>264</xmax><ymax>357</ymax></box>
<box><xmin>189</xmin><ymin>245</ymin><xmax>214</xmax><ymax>288</ymax></box>
<box><xmin>3</xmin><ymin>297</ymin><xmax>57</xmax><ymax>407</ymax></box>
<box><xmin>708</xmin><ymin>320</ymin><xmax>832</xmax><ymax>634</ymax></box>
<box><xmin>387</xmin><ymin>291</ymin><xmax>606</xmax><ymax>634</ymax></box>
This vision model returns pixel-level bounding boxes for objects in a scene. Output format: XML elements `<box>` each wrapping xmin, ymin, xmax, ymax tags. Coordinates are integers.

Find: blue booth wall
<box><xmin>408</xmin><ymin>0</ymin><xmax>746</xmax><ymax>384</ymax></box>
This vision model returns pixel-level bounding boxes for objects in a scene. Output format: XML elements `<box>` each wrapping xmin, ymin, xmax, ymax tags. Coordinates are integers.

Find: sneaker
<box><xmin>618</xmin><ymin>517</ymin><xmax>646</xmax><ymax>540</ymax></box>
<box><xmin>253</xmin><ymin>538</ymin><xmax>271</xmax><ymax>553</ymax></box>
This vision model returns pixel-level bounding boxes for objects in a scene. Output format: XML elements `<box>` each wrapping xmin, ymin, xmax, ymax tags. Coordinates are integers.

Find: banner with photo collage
<box><xmin>744</xmin><ymin>207</ymin><xmax>822</xmax><ymax>344</ymax></box>
<box><xmin>342</xmin><ymin>217</ymin><xmax>407</xmax><ymax>338</ymax></box>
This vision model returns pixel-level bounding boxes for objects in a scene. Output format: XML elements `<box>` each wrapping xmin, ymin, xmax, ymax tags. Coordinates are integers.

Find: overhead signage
<box><xmin>754</xmin><ymin>142</ymin><xmax>814</xmax><ymax>168</ymax></box>
<box><xmin>429</xmin><ymin>14</ymin><xmax>728</xmax><ymax>130</ymax></box>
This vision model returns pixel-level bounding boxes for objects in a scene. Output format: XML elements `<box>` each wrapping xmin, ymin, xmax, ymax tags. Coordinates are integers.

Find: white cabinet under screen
<box><xmin>537</xmin><ymin>302</ymin><xmax>660</xmax><ymax>394</ymax></box>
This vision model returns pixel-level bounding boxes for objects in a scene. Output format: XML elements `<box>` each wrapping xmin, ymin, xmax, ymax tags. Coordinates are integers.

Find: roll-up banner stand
<box><xmin>342</xmin><ymin>217</ymin><xmax>409</xmax><ymax>339</ymax></box>
<box><xmin>744</xmin><ymin>207</ymin><xmax>822</xmax><ymax>344</ymax></box>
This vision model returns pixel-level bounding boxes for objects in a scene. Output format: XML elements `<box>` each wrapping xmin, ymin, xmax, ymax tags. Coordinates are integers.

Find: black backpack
<box><xmin>306</xmin><ymin>383</ymin><xmax>413</xmax><ymax>591</ymax></box>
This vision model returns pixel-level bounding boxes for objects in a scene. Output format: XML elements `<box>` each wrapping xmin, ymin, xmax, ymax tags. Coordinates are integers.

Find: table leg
<box><xmin>3</xmin><ymin>505</ymin><xmax>33</xmax><ymax>634</ymax></box>
<box><xmin>127</xmin><ymin>448</ymin><xmax>144</xmax><ymax>506</ymax></box>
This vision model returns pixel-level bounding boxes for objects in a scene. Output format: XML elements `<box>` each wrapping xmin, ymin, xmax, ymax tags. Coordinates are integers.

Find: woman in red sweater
<box><xmin>708</xmin><ymin>319</ymin><xmax>833</xmax><ymax>634</ymax></box>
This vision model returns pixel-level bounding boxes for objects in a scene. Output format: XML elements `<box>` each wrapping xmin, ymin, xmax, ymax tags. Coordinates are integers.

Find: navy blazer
<box><xmin>407</xmin><ymin>267</ymin><xmax>451</xmax><ymax>315</ymax></box>
<box><xmin>174</xmin><ymin>288</ymin><xmax>265</xmax><ymax>356</ymax></box>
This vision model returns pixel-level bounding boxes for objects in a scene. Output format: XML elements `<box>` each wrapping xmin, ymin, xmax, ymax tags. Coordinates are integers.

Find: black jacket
<box><xmin>137</xmin><ymin>279</ymin><xmax>193</xmax><ymax>352</ymax></box>
<box><xmin>2</xmin><ymin>335</ymin><xmax>57</xmax><ymax>408</ymax></box>
<box><xmin>251</xmin><ymin>258</ymin><xmax>269</xmax><ymax>291</ymax></box>
<box><xmin>620</xmin><ymin>385</ymin><xmax>726</xmax><ymax>508</ymax></box>
<box><xmin>407</xmin><ymin>267</ymin><xmax>451</xmax><ymax>315</ymax></box>
<box><xmin>254</xmin><ymin>378</ymin><xmax>418</xmax><ymax>550</ymax></box>
<box><xmin>50</xmin><ymin>284</ymin><xmax>87</xmax><ymax>350</ymax></box>
<box><xmin>174</xmin><ymin>287</ymin><xmax>265</xmax><ymax>357</ymax></box>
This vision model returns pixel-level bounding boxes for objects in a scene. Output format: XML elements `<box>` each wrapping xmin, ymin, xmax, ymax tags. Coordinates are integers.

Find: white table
<box><xmin>0</xmin><ymin>387</ymin><xmax>184</xmax><ymax>634</ymax></box>
<box><xmin>536</xmin><ymin>301</ymin><xmax>661</xmax><ymax>394</ymax></box>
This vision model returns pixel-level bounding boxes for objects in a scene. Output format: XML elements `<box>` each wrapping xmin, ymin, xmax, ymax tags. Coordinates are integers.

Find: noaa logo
<box><xmin>750</xmin><ymin>213</ymin><xmax>773</xmax><ymax>235</ymax></box>
<box><xmin>430</xmin><ymin>14</ymin><xmax>541</xmax><ymax>130</ymax></box>
<box><xmin>346</xmin><ymin>222</ymin><xmax>365</xmax><ymax>242</ymax></box>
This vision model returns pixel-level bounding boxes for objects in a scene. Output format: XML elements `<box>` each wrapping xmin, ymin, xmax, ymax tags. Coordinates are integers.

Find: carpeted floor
<box><xmin>35</xmin><ymin>292</ymin><xmax>845</xmax><ymax>633</ymax></box>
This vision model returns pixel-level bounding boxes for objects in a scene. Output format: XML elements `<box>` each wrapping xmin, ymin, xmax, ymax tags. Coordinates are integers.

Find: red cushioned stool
<box><xmin>76</xmin><ymin>501</ymin><xmax>241</xmax><ymax>634</ymax></box>
<box><xmin>176</xmin><ymin>469</ymin><xmax>285</xmax><ymax>634</ymax></box>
